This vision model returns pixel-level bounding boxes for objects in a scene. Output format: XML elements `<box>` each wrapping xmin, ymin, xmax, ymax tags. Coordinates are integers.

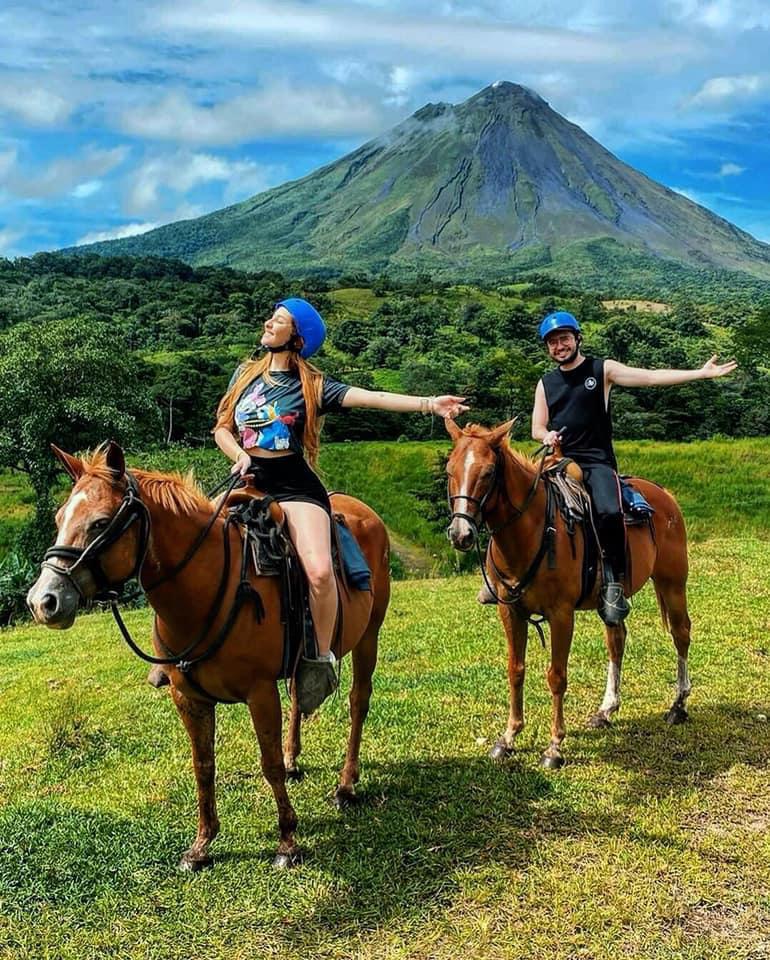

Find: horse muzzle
<box><xmin>447</xmin><ymin>517</ymin><xmax>476</xmax><ymax>552</ymax></box>
<box><xmin>26</xmin><ymin>567</ymin><xmax>80</xmax><ymax>629</ymax></box>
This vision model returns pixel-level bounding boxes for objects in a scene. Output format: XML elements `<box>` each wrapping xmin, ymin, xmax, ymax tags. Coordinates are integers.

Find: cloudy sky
<box><xmin>1</xmin><ymin>0</ymin><xmax>769</xmax><ymax>256</ymax></box>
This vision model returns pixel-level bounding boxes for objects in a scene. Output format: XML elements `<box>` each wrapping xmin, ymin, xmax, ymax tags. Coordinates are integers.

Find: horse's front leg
<box><xmin>542</xmin><ymin>610</ymin><xmax>575</xmax><ymax>769</ymax></box>
<box><xmin>283</xmin><ymin>681</ymin><xmax>304</xmax><ymax>781</ymax></box>
<box><xmin>248</xmin><ymin>681</ymin><xmax>300</xmax><ymax>869</ymax></box>
<box><xmin>589</xmin><ymin>621</ymin><xmax>627</xmax><ymax>728</ymax></box>
<box><xmin>170</xmin><ymin>686</ymin><xmax>220</xmax><ymax>871</ymax></box>
<box><xmin>490</xmin><ymin>607</ymin><xmax>528</xmax><ymax>761</ymax></box>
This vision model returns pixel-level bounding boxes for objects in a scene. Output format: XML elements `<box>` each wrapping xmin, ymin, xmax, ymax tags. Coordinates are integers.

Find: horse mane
<box><xmin>460</xmin><ymin>423</ymin><xmax>538</xmax><ymax>476</ymax></box>
<box><xmin>81</xmin><ymin>449</ymin><xmax>211</xmax><ymax>516</ymax></box>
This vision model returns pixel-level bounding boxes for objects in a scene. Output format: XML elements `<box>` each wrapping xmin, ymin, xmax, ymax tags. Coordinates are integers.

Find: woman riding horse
<box><xmin>214</xmin><ymin>297</ymin><xmax>468</xmax><ymax>713</ymax></box>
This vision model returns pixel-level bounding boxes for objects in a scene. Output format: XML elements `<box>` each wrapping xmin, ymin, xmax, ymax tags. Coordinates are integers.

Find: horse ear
<box><xmin>104</xmin><ymin>440</ymin><xmax>126</xmax><ymax>479</ymax></box>
<box><xmin>445</xmin><ymin>418</ymin><xmax>462</xmax><ymax>441</ymax></box>
<box><xmin>489</xmin><ymin>417</ymin><xmax>518</xmax><ymax>447</ymax></box>
<box><xmin>51</xmin><ymin>444</ymin><xmax>84</xmax><ymax>481</ymax></box>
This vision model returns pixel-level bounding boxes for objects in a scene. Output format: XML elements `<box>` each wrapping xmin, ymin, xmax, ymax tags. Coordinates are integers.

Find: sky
<box><xmin>1</xmin><ymin>0</ymin><xmax>769</xmax><ymax>257</ymax></box>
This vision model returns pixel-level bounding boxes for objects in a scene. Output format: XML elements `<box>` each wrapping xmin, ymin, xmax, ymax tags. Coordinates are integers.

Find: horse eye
<box><xmin>89</xmin><ymin>518</ymin><xmax>110</xmax><ymax>533</ymax></box>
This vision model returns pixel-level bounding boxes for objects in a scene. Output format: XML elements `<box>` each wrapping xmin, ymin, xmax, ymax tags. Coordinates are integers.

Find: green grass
<box><xmin>0</xmin><ymin>538</ymin><xmax>768</xmax><ymax>958</ymax></box>
<box><xmin>2</xmin><ymin>438</ymin><xmax>769</xmax><ymax>569</ymax></box>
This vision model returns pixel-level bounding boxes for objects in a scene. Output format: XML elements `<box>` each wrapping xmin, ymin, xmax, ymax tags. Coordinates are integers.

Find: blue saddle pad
<box><xmin>335</xmin><ymin>520</ymin><xmax>371</xmax><ymax>591</ymax></box>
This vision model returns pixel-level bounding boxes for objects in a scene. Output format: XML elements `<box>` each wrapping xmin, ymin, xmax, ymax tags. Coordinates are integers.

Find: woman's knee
<box><xmin>303</xmin><ymin>556</ymin><xmax>334</xmax><ymax>591</ymax></box>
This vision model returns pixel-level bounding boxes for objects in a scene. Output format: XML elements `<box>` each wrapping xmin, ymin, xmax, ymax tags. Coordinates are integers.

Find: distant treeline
<box><xmin>1</xmin><ymin>253</ymin><xmax>768</xmax><ymax>452</ymax></box>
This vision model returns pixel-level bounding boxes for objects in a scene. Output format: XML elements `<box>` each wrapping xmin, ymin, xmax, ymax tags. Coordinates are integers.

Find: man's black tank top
<box><xmin>541</xmin><ymin>356</ymin><xmax>616</xmax><ymax>468</ymax></box>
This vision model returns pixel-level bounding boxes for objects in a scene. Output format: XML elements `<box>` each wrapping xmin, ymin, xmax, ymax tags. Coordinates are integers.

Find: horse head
<box><xmin>27</xmin><ymin>441</ymin><xmax>149</xmax><ymax>628</ymax></box>
<box><xmin>445</xmin><ymin>417</ymin><xmax>517</xmax><ymax>551</ymax></box>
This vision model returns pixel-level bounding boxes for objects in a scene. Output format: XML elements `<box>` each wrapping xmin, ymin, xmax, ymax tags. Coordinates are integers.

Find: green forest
<box><xmin>1</xmin><ymin>251</ymin><xmax>768</xmax><ymax>613</ymax></box>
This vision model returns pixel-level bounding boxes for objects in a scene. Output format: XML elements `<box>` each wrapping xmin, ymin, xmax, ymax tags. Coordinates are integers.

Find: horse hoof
<box><xmin>541</xmin><ymin>753</ymin><xmax>565</xmax><ymax>770</ymax></box>
<box><xmin>286</xmin><ymin>766</ymin><xmax>305</xmax><ymax>783</ymax></box>
<box><xmin>273</xmin><ymin>849</ymin><xmax>302</xmax><ymax>870</ymax></box>
<box><xmin>665</xmin><ymin>706</ymin><xmax>688</xmax><ymax>726</ymax></box>
<box><xmin>588</xmin><ymin>712</ymin><xmax>611</xmax><ymax>729</ymax></box>
<box><xmin>333</xmin><ymin>788</ymin><xmax>359</xmax><ymax>811</ymax></box>
<box><xmin>147</xmin><ymin>665</ymin><xmax>169</xmax><ymax>688</ymax></box>
<box><xmin>178</xmin><ymin>852</ymin><xmax>213</xmax><ymax>872</ymax></box>
<box><xmin>489</xmin><ymin>741</ymin><xmax>513</xmax><ymax>762</ymax></box>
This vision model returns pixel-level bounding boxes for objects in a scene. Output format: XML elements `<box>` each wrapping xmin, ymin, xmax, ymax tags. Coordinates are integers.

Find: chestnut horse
<box><xmin>446</xmin><ymin>419</ymin><xmax>691</xmax><ymax>769</ymax></box>
<box><xmin>27</xmin><ymin>442</ymin><xmax>390</xmax><ymax>870</ymax></box>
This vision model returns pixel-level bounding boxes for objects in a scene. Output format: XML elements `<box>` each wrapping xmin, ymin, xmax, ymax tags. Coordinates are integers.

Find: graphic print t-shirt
<box><xmin>231</xmin><ymin>368</ymin><xmax>351</xmax><ymax>455</ymax></box>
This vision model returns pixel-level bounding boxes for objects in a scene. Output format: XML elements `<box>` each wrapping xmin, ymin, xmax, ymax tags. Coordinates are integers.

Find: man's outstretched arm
<box><xmin>605</xmin><ymin>355</ymin><xmax>737</xmax><ymax>388</ymax></box>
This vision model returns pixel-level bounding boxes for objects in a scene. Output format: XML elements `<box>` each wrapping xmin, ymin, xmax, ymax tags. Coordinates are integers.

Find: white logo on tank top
<box><xmin>584</xmin><ymin>376</ymin><xmax>597</xmax><ymax>390</ymax></box>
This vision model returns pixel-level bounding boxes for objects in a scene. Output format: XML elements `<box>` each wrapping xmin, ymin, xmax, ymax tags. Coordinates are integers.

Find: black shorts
<box><xmin>248</xmin><ymin>454</ymin><xmax>331</xmax><ymax>514</ymax></box>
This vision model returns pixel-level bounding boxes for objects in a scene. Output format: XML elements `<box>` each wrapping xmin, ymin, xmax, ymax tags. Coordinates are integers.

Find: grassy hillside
<box><xmin>2</xmin><ymin>438</ymin><xmax>769</xmax><ymax>575</ymax></box>
<box><xmin>0</xmin><ymin>540</ymin><xmax>768</xmax><ymax>958</ymax></box>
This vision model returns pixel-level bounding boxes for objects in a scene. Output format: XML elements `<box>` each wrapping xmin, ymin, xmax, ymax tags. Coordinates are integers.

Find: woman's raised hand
<box><xmin>433</xmin><ymin>395</ymin><xmax>469</xmax><ymax>419</ymax></box>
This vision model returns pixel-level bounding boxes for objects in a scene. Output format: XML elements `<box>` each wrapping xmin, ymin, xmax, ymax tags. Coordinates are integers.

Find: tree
<box><xmin>0</xmin><ymin>318</ymin><xmax>159</xmax><ymax>558</ymax></box>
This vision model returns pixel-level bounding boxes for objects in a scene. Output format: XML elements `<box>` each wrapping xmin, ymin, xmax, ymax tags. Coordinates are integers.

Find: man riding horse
<box><xmin>480</xmin><ymin>310</ymin><xmax>736</xmax><ymax>624</ymax></box>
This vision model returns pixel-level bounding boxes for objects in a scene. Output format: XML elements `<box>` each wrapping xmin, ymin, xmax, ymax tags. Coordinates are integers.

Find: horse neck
<box><xmin>138</xmin><ymin>490</ymin><xmax>233</xmax><ymax>627</ymax></box>
<box><xmin>487</xmin><ymin>449</ymin><xmax>545</xmax><ymax>570</ymax></box>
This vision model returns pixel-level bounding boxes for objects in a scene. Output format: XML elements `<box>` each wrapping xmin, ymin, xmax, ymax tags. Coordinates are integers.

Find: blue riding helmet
<box><xmin>275</xmin><ymin>298</ymin><xmax>326</xmax><ymax>358</ymax></box>
<box><xmin>538</xmin><ymin>311</ymin><xmax>581</xmax><ymax>341</ymax></box>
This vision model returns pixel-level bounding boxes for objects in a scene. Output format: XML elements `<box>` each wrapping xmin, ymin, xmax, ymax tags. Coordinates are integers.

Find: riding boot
<box><xmin>295</xmin><ymin>651</ymin><xmax>338</xmax><ymax>715</ymax></box>
<box><xmin>598</xmin><ymin>563</ymin><xmax>629</xmax><ymax>626</ymax></box>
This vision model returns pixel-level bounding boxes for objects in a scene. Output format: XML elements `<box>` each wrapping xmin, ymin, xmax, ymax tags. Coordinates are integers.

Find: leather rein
<box><xmin>41</xmin><ymin>472</ymin><xmax>260</xmax><ymax>697</ymax></box>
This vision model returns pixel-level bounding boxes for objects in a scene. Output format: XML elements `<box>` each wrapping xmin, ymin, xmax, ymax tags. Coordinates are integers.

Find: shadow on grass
<box><xmin>573</xmin><ymin>701</ymin><xmax>770</xmax><ymax>800</ymax></box>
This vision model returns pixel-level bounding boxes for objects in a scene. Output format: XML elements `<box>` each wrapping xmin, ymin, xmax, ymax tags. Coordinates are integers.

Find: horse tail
<box><xmin>653</xmin><ymin>582</ymin><xmax>670</xmax><ymax>632</ymax></box>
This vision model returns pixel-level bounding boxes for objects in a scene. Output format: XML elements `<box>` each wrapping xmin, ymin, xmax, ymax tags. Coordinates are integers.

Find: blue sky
<box><xmin>1</xmin><ymin>0</ymin><xmax>770</xmax><ymax>257</ymax></box>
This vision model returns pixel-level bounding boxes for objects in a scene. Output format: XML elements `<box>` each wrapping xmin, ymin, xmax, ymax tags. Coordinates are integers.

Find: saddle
<box><xmin>221</xmin><ymin>484</ymin><xmax>371</xmax><ymax>679</ymax></box>
<box><xmin>541</xmin><ymin>458</ymin><xmax>655</xmax><ymax>605</ymax></box>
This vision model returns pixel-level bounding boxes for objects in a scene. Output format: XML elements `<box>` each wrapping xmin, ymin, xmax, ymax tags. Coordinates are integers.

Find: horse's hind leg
<box><xmin>283</xmin><ymin>683</ymin><xmax>304</xmax><ymax>781</ymax></box>
<box><xmin>334</xmin><ymin>623</ymin><xmax>379</xmax><ymax>809</ymax></box>
<box><xmin>247</xmin><ymin>681</ymin><xmax>300</xmax><ymax>868</ymax></box>
<box><xmin>490</xmin><ymin>608</ymin><xmax>528</xmax><ymax>761</ymax></box>
<box><xmin>171</xmin><ymin>687</ymin><xmax>220</xmax><ymax>872</ymax></box>
<box><xmin>655</xmin><ymin>578</ymin><xmax>692</xmax><ymax>725</ymax></box>
<box><xmin>589</xmin><ymin>622</ymin><xmax>627</xmax><ymax>728</ymax></box>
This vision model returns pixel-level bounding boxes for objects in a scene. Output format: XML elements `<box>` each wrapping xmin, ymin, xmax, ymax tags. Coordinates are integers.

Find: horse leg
<box><xmin>542</xmin><ymin>612</ymin><xmax>574</xmax><ymax>769</ymax></box>
<box><xmin>655</xmin><ymin>579</ymin><xmax>692</xmax><ymax>725</ymax></box>
<box><xmin>247</xmin><ymin>682</ymin><xmax>301</xmax><ymax>868</ymax></box>
<box><xmin>283</xmin><ymin>682</ymin><xmax>304</xmax><ymax>782</ymax></box>
<box><xmin>490</xmin><ymin>608</ymin><xmax>528</xmax><ymax>761</ymax></box>
<box><xmin>171</xmin><ymin>687</ymin><xmax>220</xmax><ymax>871</ymax></box>
<box><xmin>334</xmin><ymin>623</ymin><xmax>379</xmax><ymax>809</ymax></box>
<box><xmin>588</xmin><ymin>622</ymin><xmax>627</xmax><ymax>728</ymax></box>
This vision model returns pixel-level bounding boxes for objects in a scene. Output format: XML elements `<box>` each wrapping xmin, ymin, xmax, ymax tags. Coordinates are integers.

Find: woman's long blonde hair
<box><xmin>214</xmin><ymin>348</ymin><xmax>325</xmax><ymax>467</ymax></box>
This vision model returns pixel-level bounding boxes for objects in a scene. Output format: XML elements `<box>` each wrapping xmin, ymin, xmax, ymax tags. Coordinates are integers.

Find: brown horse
<box><xmin>445</xmin><ymin>419</ymin><xmax>691</xmax><ymax>769</ymax></box>
<box><xmin>27</xmin><ymin>442</ymin><xmax>390</xmax><ymax>870</ymax></box>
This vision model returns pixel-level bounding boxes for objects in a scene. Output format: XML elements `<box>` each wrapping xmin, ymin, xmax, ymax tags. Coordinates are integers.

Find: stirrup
<box><xmin>598</xmin><ymin>581</ymin><xmax>630</xmax><ymax>626</ymax></box>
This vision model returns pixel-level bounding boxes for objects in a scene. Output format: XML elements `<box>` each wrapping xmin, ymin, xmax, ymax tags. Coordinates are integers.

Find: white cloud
<box><xmin>125</xmin><ymin>150</ymin><xmax>282</xmax><ymax>215</ymax></box>
<box><xmin>152</xmin><ymin>0</ymin><xmax>695</xmax><ymax>66</ymax></box>
<box><xmin>0</xmin><ymin>76</ymin><xmax>76</xmax><ymax>126</ymax></box>
<box><xmin>4</xmin><ymin>146</ymin><xmax>128</xmax><ymax>200</ymax></box>
<box><xmin>719</xmin><ymin>161</ymin><xmax>745</xmax><ymax>176</ymax></box>
<box><xmin>77</xmin><ymin>221</ymin><xmax>161</xmax><ymax>245</ymax></box>
<box><xmin>689</xmin><ymin>73</ymin><xmax>768</xmax><ymax>107</ymax></box>
<box><xmin>120</xmin><ymin>84</ymin><xmax>388</xmax><ymax>144</ymax></box>
<box><xmin>71</xmin><ymin>180</ymin><xmax>104</xmax><ymax>198</ymax></box>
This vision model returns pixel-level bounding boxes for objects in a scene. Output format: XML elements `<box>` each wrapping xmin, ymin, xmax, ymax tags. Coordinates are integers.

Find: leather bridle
<box><xmin>41</xmin><ymin>472</ymin><xmax>151</xmax><ymax>603</ymax></box>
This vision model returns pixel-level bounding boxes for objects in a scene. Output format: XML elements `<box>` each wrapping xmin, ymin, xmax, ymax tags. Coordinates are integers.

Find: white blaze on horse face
<box><xmin>55</xmin><ymin>491</ymin><xmax>88</xmax><ymax>546</ymax></box>
<box><xmin>450</xmin><ymin>446</ymin><xmax>480</xmax><ymax>542</ymax></box>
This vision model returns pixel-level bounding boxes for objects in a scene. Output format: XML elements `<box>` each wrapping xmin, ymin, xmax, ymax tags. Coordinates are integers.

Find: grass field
<box><xmin>0</xmin><ymin>536</ymin><xmax>768</xmax><ymax>959</ymax></box>
<box><xmin>2</xmin><ymin>438</ymin><xmax>769</xmax><ymax>573</ymax></box>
